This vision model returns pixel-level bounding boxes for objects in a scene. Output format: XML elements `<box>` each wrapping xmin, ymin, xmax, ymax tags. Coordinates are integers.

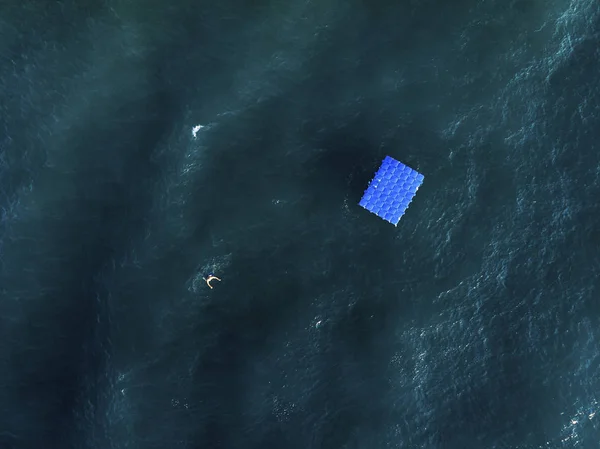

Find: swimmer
<box><xmin>203</xmin><ymin>274</ymin><xmax>221</xmax><ymax>289</ymax></box>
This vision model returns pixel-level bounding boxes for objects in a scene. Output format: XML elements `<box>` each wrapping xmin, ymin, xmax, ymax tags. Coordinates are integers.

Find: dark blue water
<box><xmin>1</xmin><ymin>1</ymin><xmax>599</xmax><ymax>448</ymax></box>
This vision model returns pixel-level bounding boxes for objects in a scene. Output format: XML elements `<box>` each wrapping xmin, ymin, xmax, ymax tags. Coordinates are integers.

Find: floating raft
<box><xmin>359</xmin><ymin>156</ymin><xmax>424</xmax><ymax>226</ymax></box>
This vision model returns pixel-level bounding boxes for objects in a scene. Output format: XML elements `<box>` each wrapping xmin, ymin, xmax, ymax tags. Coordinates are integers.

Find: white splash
<box><xmin>191</xmin><ymin>124</ymin><xmax>205</xmax><ymax>138</ymax></box>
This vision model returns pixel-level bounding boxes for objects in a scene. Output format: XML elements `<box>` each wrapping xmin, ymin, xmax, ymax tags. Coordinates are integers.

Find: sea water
<box><xmin>0</xmin><ymin>0</ymin><xmax>599</xmax><ymax>448</ymax></box>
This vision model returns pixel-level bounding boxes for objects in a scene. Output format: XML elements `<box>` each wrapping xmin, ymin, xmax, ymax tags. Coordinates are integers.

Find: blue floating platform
<box><xmin>359</xmin><ymin>156</ymin><xmax>424</xmax><ymax>226</ymax></box>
